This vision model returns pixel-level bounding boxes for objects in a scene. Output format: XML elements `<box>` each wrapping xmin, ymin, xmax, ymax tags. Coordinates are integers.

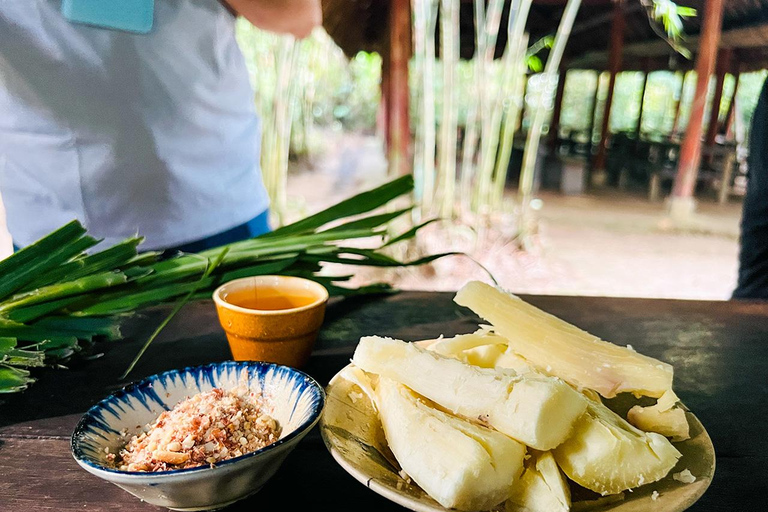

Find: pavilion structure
<box><xmin>322</xmin><ymin>0</ymin><xmax>768</xmax><ymax>212</ymax></box>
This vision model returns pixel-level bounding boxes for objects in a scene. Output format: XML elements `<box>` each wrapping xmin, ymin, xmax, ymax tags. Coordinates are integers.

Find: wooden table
<box><xmin>1</xmin><ymin>293</ymin><xmax>766</xmax><ymax>511</ymax></box>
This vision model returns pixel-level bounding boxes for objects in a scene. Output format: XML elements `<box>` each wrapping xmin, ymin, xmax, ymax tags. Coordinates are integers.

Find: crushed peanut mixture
<box><xmin>117</xmin><ymin>387</ymin><xmax>280</xmax><ymax>472</ymax></box>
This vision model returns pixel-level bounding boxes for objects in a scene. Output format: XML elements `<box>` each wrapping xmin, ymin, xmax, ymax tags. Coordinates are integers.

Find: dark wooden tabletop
<box><xmin>1</xmin><ymin>292</ymin><xmax>767</xmax><ymax>511</ymax></box>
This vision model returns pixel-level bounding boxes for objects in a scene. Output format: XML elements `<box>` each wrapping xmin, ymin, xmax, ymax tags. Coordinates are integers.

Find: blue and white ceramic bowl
<box><xmin>72</xmin><ymin>361</ymin><xmax>325</xmax><ymax>511</ymax></box>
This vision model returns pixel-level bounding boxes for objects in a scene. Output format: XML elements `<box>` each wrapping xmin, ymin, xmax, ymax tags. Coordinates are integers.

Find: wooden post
<box><xmin>385</xmin><ymin>0</ymin><xmax>412</xmax><ymax>176</ymax></box>
<box><xmin>379</xmin><ymin>56</ymin><xmax>391</xmax><ymax>149</ymax></box>
<box><xmin>704</xmin><ymin>48</ymin><xmax>731</xmax><ymax>163</ymax></box>
<box><xmin>549</xmin><ymin>69</ymin><xmax>568</xmax><ymax>149</ymax></box>
<box><xmin>670</xmin><ymin>0</ymin><xmax>725</xmax><ymax>218</ymax></box>
<box><xmin>670</xmin><ymin>71</ymin><xmax>686</xmax><ymax>137</ymax></box>
<box><xmin>635</xmin><ymin>63</ymin><xmax>650</xmax><ymax>139</ymax></box>
<box><xmin>592</xmin><ymin>0</ymin><xmax>624</xmax><ymax>183</ymax></box>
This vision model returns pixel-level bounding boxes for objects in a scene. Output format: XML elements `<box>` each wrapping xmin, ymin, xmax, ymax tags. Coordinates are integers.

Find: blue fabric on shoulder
<box><xmin>61</xmin><ymin>0</ymin><xmax>154</xmax><ymax>34</ymax></box>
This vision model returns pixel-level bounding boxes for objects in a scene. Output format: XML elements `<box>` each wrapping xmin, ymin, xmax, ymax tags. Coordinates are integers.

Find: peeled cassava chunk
<box><xmin>506</xmin><ymin>451</ymin><xmax>571</xmax><ymax>512</ymax></box>
<box><xmin>454</xmin><ymin>281</ymin><xmax>673</xmax><ymax>398</ymax></box>
<box><xmin>375</xmin><ymin>377</ymin><xmax>526</xmax><ymax>511</ymax></box>
<box><xmin>553</xmin><ymin>398</ymin><xmax>682</xmax><ymax>495</ymax></box>
<box><xmin>352</xmin><ymin>336</ymin><xmax>587</xmax><ymax>450</ymax></box>
<box><xmin>427</xmin><ymin>331</ymin><xmax>511</xmax><ymax>368</ymax></box>
<box><xmin>627</xmin><ymin>390</ymin><xmax>690</xmax><ymax>441</ymax></box>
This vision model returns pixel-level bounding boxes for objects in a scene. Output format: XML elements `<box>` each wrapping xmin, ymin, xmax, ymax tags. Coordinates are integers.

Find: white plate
<box><xmin>320</xmin><ymin>364</ymin><xmax>715</xmax><ymax>512</ymax></box>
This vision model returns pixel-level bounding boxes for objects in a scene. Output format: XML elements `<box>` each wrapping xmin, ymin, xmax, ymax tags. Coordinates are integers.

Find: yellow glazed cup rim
<box><xmin>213</xmin><ymin>275</ymin><xmax>329</xmax><ymax>316</ymax></box>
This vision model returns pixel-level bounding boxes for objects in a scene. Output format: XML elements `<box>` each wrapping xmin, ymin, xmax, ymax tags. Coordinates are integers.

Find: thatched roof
<box><xmin>321</xmin><ymin>0</ymin><xmax>768</xmax><ymax>71</ymax></box>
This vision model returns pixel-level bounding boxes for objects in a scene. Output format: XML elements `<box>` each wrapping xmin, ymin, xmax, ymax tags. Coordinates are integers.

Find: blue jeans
<box><xmin>166</xmin><ymin>210</ymin><xmax>271</xmax><ymax>253</ymax></box>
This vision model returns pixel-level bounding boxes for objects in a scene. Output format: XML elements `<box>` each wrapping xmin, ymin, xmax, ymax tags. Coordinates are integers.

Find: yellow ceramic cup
<box><xmin>213</xmin><ymin>276</ymin><xmax>329</xmax><ymax>368</ymax></box>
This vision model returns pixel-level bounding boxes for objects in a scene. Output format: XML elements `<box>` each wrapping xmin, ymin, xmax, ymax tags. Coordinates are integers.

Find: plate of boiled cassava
<box><xmin>321</xmin><ymin>281</ymin><xmax>714</xmax><ymax>512</ymax></box>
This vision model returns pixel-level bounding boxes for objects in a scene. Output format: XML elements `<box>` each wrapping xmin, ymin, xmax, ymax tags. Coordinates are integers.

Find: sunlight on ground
<box><xmin>288</xmin><ymin>134</ymin><xmax>742</xmax><ymax>300</ymax></box>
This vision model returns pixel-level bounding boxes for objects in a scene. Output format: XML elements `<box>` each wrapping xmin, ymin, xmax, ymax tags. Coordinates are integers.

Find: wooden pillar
<box><xmin>704</xmin><ymin>48</ymin><xmax>731</xmax><ymax>162</ymax></box>
<box><xmin>635</xmin><ymin>62</ymin><xmax>651</xmax><ymax>139</ymax></box>
<box><xmin>549</xmin><ymin>69</ymin><xmax>568</xmax><ymax>148</ymax></box>
<box><xmin>385</xmin><ymin>0</ymin><xmax>412</xmax><ymax>176</ymax></box>
<box><xmin>723</xmin><ymin>66</ymin><xmax>741</xmax><ymax>139</ymax></box>
<box><xmin>671</xmin><ymin>0</ymin><xmax>725</xmax><ymax>213</ymax></box>
<box><xmin>592</xmin><ymin>1</ymin><xmax>625</xmax><ymax>179</ymax></box>
<box><xmin>379</xmin><ymin>57</ymin><xmax>391</xmax><ymax>148</ymax></box>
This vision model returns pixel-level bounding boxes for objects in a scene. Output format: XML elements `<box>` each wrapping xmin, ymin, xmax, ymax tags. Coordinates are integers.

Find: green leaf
<box><xmin>301</xmin><ymin>249</ymin><xmax>461</xmax><ymax>268</ymax></box>
<box><xmin>22</xmin><ymin>237</ymin><xmax>142</xmax><ymax>291</ymax></box>
<box><xmin>0</xmin><ymin>220</ymin><xmax>85</xmax><ymax>279</ymax></box>
<box><xmin>383</xmin><ymin>218</ymin><xmax>442</xmax><ymax>247</ymax></box>
<box><xmin>5</xmin><ymin>297</ymin><xmax>83</xmax><ymax>323</ymax></box>
<box><xmin>0</xmin><ymin>318</ymin><xmax>80</xmax><ymax>346</ymax></box>
<box><xmin>527</xmin><ymin>55</ymin><xmax>543</xmax><ymax>73</ymax></box>
<box><xmin>0</xmin><ymin>365</ymin><xmax>34</xmax><ymax>394</ymax></box>
<box><xmin>0</xmin><ymin>271</ymin><xmax>128</xmax><ymax>313</ymax></box>
<box><xmin>33</xmin><ymin>316</ymin><xmax>123</xmax><ymax>341</ymax></box>
<box><xmin>0</xmin><ymin>225</ymin><xmax>99</xmax><ymax>300</ymax></box>
<box><xmin>0</xmin><ymin>337</ymin><xmax>16</xmax><ymax>352</ymax></box>
<box><xmin>122</xmin><ymin>248</ymin><xmax>229</xmax><ymax>379</ymax></box>
<box><xmin>262</xmin><ymin>175</ymin><xmax>414</xmax><ymax>238</ymax></box>
<box><xmin>321</xmin><ymin>207</ymin><xmax>413</xmax><ymax>233</ymax></box>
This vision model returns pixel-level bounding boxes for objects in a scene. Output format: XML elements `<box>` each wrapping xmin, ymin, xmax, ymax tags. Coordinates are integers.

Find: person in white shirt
<box><xmin>0</xmin><ymin>0</ymin><xmax>320</xmax><ymax>252</ymax></box>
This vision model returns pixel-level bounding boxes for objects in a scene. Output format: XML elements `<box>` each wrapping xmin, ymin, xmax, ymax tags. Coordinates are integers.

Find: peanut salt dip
<box><xmin>118</xmin><ymin>387</ymin><xmax>280</xmax><ymax>472</ymax></box>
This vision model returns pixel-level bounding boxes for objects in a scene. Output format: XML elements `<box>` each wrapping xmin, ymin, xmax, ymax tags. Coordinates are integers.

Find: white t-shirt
<box><xmin>0</xmin><ymin>0</ymin><xmax>269</xmax><ymax>249</ymax></box>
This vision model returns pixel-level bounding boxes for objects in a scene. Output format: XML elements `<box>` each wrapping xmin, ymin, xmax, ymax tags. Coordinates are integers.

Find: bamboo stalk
<box><xmin>518</xmin><ymin>0</ymin><xmax>583</xmax><ymax>239</ymax></box>
<box><xmin>418</xmin><ymin>0</ymin><xmax>439</xmax><ymax>215</ymax></box>
<box><xmin>475</xmin><ymin>0</ymin><xmax>533</xmax><ymax>213</ymax></box>
<box><xmin>436</xmin><ymin>0</ymin><xmax>460</xmax><ymax>218</ymax></box>
<box><xmin>459</xmin><ymin>0</ymin><xmax>505</xmax><ymax>216</ymax></box>
<box><xmin>491</xmin><ymin>33</ymin><xmax>530</xmax><ymax>209</ymax></box>
<box><xmin>411</xmin><ymin>0</ymin><xmax>427</xmax><ymax>215</ymax></box>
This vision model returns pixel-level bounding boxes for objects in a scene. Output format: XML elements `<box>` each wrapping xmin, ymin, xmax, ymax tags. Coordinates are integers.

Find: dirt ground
<box><xmin>288</xmin><ymin>132</ymin><xmax>742</xmax><ymax>300</ymax></box>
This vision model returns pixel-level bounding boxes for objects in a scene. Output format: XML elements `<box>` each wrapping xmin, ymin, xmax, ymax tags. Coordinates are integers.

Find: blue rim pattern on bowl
<box><xmin>71</xmin><ymin>361</ymin><xmax>325</xmax><ymax>477</ymax></box>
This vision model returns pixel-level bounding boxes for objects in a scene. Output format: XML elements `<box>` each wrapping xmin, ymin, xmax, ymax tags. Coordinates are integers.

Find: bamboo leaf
<box><xmin>123</xmin><ymin>251</ymin><xmax>162</xmax><ymax>268</ymax></box>
<box><xmin>33</xmin><ymin>316</ymin><xmax>123</xmax><ymax>341</ymax></box>
<box><xmin>0</xmin><ymin>229</ymin><xmax>99</xmax><ymax>300</ymax></box>
<box><xmin>0</xmin><ymin>271</ymin><xmax>128</xmax><ymax>313</ymax></box>
<box><xmin>0</xmin><ymin>318</ymin><xmax>80</xmax><ymax>346</ymax></box>
<box><xmin>301</xmin><ymin>250</ymin><xmax>461</xmax><ymax>268</ymax></box>
<box><xmin>0</xmin><ymin>220</ymin><xmax>85</xmax><ymax>279</ymax></box>
<box><xmin>122</xmin><ymin>248</ymin><xmax>229</xmax><ymax>379</ymax></box>
<box><xmin>0</xmin><ymin>337</ymin><xmax>17</xmax><ymax>356</ymax></box>
<box><xmin>261</xmin><ymin>175</ymin><xmax>414</xmax><ymax>237</ymax></box>
<box><xmin>383</xmin><ymin>219</ymin><xmax>442</xmax><ymax>247</ymax></box>
<box><xmin>321</xmin><ymin>207</ymin><xmax>413</xmax><ymax>233</ymax></box>
<box><xmin>22</xmin><ymin>237</ymin><xmax>142</xmax><ymax>291</ymax></box>
<box><xmin>76</xmin><ymin>257</ymin><xmax>301</xmax><ymax>316</ymax></box>
<box><xmin>6</xmin><ymin>297</ymin><xmax>84</xmax><ymax>323</ymax></box>
<box><xmin>0</xmin><ymin>365</ymin><xmax>34</xmax><ymax>393</ymax></box>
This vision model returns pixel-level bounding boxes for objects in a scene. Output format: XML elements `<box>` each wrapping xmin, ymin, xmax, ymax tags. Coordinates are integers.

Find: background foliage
<box><xmin>236</xmin><ymin>25</ymin><xmax>766</xmax><ymax>158</ymax></box>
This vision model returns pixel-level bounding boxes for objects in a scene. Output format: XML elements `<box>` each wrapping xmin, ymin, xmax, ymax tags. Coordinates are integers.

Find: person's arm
<box><xmin>223</xmin><ymin>0</ymin><xmax>321</xmax><ymax>39</ymax></box>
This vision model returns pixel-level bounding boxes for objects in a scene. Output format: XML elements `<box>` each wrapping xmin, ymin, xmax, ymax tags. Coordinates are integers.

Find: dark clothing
<box><xmin>166</xmin><ymin>210</ymin><xmax>271</xmax><ymax>253</ymax></box>
<box><xmin>735</xmin><ymin>78</ymin><xmax>768</xmax><ymax>298</ymax></box>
